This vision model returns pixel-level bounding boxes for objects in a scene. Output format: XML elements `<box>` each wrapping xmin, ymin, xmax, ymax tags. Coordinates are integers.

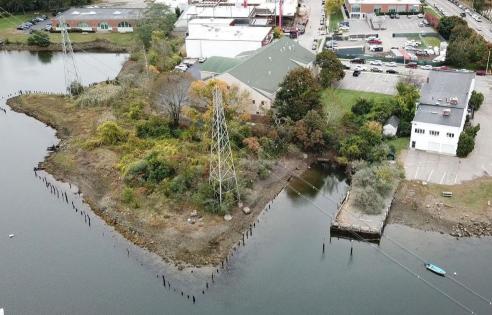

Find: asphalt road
<box><xmin>428</xmin><ymin>0</ymin><xmax>492</xmax><ymax>42</ymax></box>
<box><xmin>297</xmin><ymin>0</ymin><xmax>325</xmax><ymax>52</ymax></box>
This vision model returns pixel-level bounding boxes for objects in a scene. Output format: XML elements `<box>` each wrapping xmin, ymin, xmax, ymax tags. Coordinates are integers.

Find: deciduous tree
<box><xmin>315</xmin><ymin>50</ymin><xmax>345</xmax><ymax>87</ymax></box>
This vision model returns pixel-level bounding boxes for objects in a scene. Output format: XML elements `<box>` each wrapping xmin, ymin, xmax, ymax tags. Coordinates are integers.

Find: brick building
<box><xmin>51</xmin><ymin>8</ymin><xmax>143</xmax><ymax>33</ymax></box>
<box><xmin>345</xmin><ymin>0</ymin><xmax>421</xmax><ymax>18</ymax></box>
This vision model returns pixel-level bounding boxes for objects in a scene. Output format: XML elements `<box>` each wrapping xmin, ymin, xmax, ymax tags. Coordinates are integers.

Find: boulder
<box><xmin>242</xmin><ymin>207</ymin><xmax>251</xmax><ymax>215</ymax></box>
<box><xmin>224</xmin><ymin>214</ymin><xmax>233</xmax><ymax>221</ymax></box>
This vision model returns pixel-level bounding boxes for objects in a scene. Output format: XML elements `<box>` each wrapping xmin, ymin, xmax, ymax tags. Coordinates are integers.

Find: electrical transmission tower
<box><xmin>209</xmin><ymin>87</ymin><xmax>240</xmax><ymax>207</ymax></box>
<box><xmin>59</xmin><ymin>16</ymin><xmax>81</xmax><ymax>95</ymax></box>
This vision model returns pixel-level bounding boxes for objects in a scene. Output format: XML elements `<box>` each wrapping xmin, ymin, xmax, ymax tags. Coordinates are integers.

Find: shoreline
<box><xmin>6</xmin><ymin>94</ymin><xmax>311</xmax><ymax>268</ymax></box>
<box><xmin>0</xmin><ymin>39</ymin><xmax>129</xmax><ymax>53</ymax></box>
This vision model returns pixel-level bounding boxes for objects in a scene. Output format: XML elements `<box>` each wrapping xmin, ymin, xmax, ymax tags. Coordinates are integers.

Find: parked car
<box><xmin>325</xmin><ymin>40</ymin><xmax>337</xmax><ymax>47</ymax></box>
<box><xmin>198</xmin><ymin>57</ymin><xmax>207</xmax><ymax>63</ymax></box>
<box><xmin>44</xmin><ymin>24</ymin><xmax>52</xmax><ymax>31</ymax></box>
<box><xmin>405</xmin><ymin>62</ymin><xmax>418</xmax><ymax>68</ymax></box>
<box><xmin>174</xmin><ymin>64</ymin><xmax>188</xmax><ymax>72</ymax></box>
<box><xmin>369</xmin><ymin>45</ymin><xmax>383</xmax><ymax>52</ymax></box>
<box><xmin>385</xmin><ymin>62</ymin><xmax>397</xmax><ymax>67</ymax></box>
<box><xmin>339</xmin><ymin>25</ymin><xmax>349</xmax><ymax>31</ymax></box>
<box><xmin>420</xmin><ymin>65</ymin><xmax>433</xmax><ymax>70</ymax></box>
<box><xmin>353</xmin><ymin>70</ymin><xmax>361</xmax><ymax>77</ymax></box>
<box><xmin>369</xmin><ymin>60</ymin><xmax>383</xmax><ymax>66</ymax></box>
<box><xmin>354</xmin><ymin>65</ymin><xmax>367</xmax><ymax>71</ymax></box>
<box><xmin>368</xmin><ymin>38</ymin><xmax>382</xmax><ymax>44</ymax></box>
<box><xmin>386</xmin><ymin>69</ymin><xmax>398</xmax><ymax>74</ymax></box>
<box><xmin>460</xmin><ymin>12</ymin><xmax>466</xmax><ymax>17</ymax></box>
<box><xmin>343</xmin><ymin>64</ymin><xmax>351</xmax><ymax>70</ymax></box>
<box><xmin>350</xmin><ymin>58</ymin><xmax>365</xmax><ymax>64</ymax></box>
<box><xmin>370</xmin><ymin>67</ymin><xmax>383</xmax><ymax>72</ymax></box>
<box><xmin>417</xmin><ymin>13</ymin><xmax>424</xmax><ymax>18</ymax></box>
<box><xmin>476</xmin><ymin>70</ymin><xmax>486</xmax><ymax>76</ymax></box>
<box><xmin>312</xmin><ymin>42</ymin><xmax>318</xmax><ymax>50</ymax></box>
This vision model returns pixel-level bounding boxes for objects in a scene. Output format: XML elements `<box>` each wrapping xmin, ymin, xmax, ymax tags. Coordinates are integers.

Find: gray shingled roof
<box><xmin>413</xmin><ymin>70</ymin><xmax>474</xmax><ymax>127</ymax></box>
<box><xmin>198</xmin><ymin>57</ymin><xmax>242</xmax><ymax>74</ymax></box>
<box><xmin>226</xmin><ymin>37</ymin><xmax>315</xmax><ymax>97</ymax></box>
<box><xmin>60</xmin><ymin>7</ymin><xmax>142</xmax><ymax>21</ymax></box>
<box><xmin>419</xmin><ymin>70</ymin><xmax>475</xmax><ymax>109</ymax></box>
<box><xmin>414</xmin><ymin>105</ymin><xmax>465</xmax><ymax>127</ymax></box>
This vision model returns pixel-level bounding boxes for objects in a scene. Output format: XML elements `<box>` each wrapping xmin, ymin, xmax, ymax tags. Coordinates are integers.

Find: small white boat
<box><xmin>8</xmin><ymin>234</ymin><xmax>14</xmax><ymax>239</ymax></box>
<box><xmin>1</xmin><ymin>307</ymin><xmax>5</xmax><ymax>315</ymax></box>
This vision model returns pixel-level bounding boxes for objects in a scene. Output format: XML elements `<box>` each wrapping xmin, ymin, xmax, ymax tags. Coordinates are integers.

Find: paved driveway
<box><xmin>297</xmin><ymin>0</ymin><xmax>324</xmax><ymax>51</ymax></box>
<box><xmin>403</xmin><ymin>76</ymin><xmax>492</xmax><ymax>184</ymax></box>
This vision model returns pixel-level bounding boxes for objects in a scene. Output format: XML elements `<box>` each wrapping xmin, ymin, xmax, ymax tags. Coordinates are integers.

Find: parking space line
<box><xmin>427</xmin><ymin>169</ymin><xmax>434</xmax><ymax>182</ymax></box>
<box><xmin>440</xmin><ymin>172</ymin><xmax>447</xmax><ymax>184</ymax></box>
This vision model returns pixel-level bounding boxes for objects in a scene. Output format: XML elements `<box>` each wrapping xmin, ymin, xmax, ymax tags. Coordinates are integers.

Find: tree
<box><xmin>27</xmin><ymin>31</ymin><xmax>50</xmax><ymax>47</ymax></box>
<box><xmin>294</xmin><ymin>110</ymin><xmax>329</xmax><ymax>152</ymax></box>
<box><xmin>456</xmin><ymin>133</ymin><xmax>475</xmax><ymax>157</ymax></box>
<box><xmin>438</xmin><ymin>16</ymin><xmax>466</xmax><ymax>40</ymax></box>
<box><xmin>274</xmin><ymin>68</ymin><xmax>321</xmax><ymax>121</ymax></box>
<box><xmin>394</xmin><ymin>82</ymin><xmax>419</xmax><ymax>124</ymax></box>
<box><xmin>351</xmin><ymin>98</ymin><xmax>374</xmax><ymax>116</ymax></box>
<box><xmin>273</xmin><ymin>26</ymin><xmax>283</xmax><ymax>39</ymax></box>
<box><xmin>325</xmin><ymin>0</ymin><xmax>343</xmax><ymax>14</ymax></box>
<box><xmin>473</xmin><ymin>0</ymin><xmax>485</xmax><ymax>13</ymax></box>
<box><xmin>468</xmin><ymin>90</ymin><xmax>484</xmax><ymax>111</ymax></box>
<box><xmin>136</xmin><ymin>4</ymin><xmax>177</xmax><ymax>48</ymax></box>
<box><xmin>315</xmin><ymin>50</ymin><xmax>345</xmax><ymax>87</ymax></box>
<box><xmin>154</xmin><ymin>72</ymin><xmax>194</xmax><ymax>128</ymax></box>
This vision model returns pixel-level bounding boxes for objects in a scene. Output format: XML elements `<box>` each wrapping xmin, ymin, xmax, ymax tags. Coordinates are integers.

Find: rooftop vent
<box><xmin>449</xmin><ymin>97</ymin><xmax>458</xmax><ymax>105</ymax></box>
<box><xmin>72</xmin><ymin>11</ymin><xmax>80</xmax><ymax>15</ymax></box>
<box><xmin>442</xmin><ymin>109</ymin><xmax>451</xmax><ymax>116</ymax></box>
<box><xmin>113</xmin><ymin>11</ymin><xmax>122</xmax><ymax>15</ymax></box>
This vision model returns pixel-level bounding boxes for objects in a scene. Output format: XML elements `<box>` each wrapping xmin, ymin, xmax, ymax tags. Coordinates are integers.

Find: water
<box><xmin>1</xmin><ymin>51</ymin><xmax>492</xmax><ymax>315</ymax></box>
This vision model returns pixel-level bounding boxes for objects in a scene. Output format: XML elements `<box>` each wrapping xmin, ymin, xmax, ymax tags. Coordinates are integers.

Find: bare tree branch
<box><xmin>154</xmin><ymin>72</ymin><xmax>194</xmax><ymax>127</ymax></box>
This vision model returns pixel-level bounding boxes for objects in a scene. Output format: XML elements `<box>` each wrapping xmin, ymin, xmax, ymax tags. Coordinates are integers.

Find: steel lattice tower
<box><xmin>209</xmin><ymin>87</ymin><xmax>240</xmax><ymax>206</ymax></box>
<box><xmin>59</xmin><ymin>17</ymin><xmax>81</xmax><ymax>95</ymax></box>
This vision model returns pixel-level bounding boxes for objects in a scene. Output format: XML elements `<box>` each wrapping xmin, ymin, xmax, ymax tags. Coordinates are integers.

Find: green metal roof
<box><xmin>198</xmin><ymin>56</ymin><xmax>242</xmax><ymax>74</ymax></box>
<box><xmin>226</xmin><ymin>37</ymin><xmax>315</xmax><ymax>97</ymax></box>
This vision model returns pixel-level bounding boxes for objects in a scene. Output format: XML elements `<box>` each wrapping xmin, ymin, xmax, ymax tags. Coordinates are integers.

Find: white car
<box><xmin>420</xmin><ymin>65</ymin><xmax>433</xmax><ymax>70</ymax></box>
<box><xmin>385</xmin><ymin>62</ymin><xmax>397</xmax><ymax>67</ymax></box>
<box><xmin>370</xmin><ymin>60</ymin><xmax>383</xmax><ymax>66</ymax></box>
<box><xmin>339</xmin><ymin>25</ymin><xmax>350</xmax><ymax>31</ymax></box>
<box><xmin>417</xmin><ymin>13</ymin><xmax>424</xmax><ymax>18</ymax></box>
<box><xmin>174</xmin><ymin>64</ymin><xmax>188</xmax><ymax>72</ymax></box>
<box><xmin>354</xmin><ymin>65</ymin><xmax>367</xmax><ymax>71</ymax></box>
<box><xmin>198</xmin><ymin>57</ymin><xmax>207</xmax><ymax>63</ymax></box>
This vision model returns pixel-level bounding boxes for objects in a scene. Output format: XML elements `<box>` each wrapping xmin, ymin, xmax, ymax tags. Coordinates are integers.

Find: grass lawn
<box><xmin>328</xmin><ymin>8</ymin><xmax>344</xmax><ymax>32</ymax></box>
<box><xmin>385</xmin><ymin>137</ymin><xmax>409</xmax><ymax>155</ymax></box>
<box><xmin>421</xmin><ymin>35</ymin><xmax>441</xmax><ymax>48</ymax></box>
<box><xmin>0</xmin><ymin>15</ymin><xmax>134</xmax><ymax>47</ymax></box>
<box><xmin>321</xmin><ymin>88</ymin><xmax>393</xmax><ymax>124</ymax></box>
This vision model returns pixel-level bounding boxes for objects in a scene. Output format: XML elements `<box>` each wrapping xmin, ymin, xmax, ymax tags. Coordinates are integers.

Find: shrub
<box><xmin>457</xmin><ymin>124</ymin><xmax>480</xmax><ymax>157</ymax></box>
<box><xmin>75</xmin><ymin>84</ymin><xmax>123</xmax><ymax>107</ymax></box>
<box><xmin>124</xmin><ymin>152</ymin><xmax>175</xmax><ymax>185</ymax></box>
<box><xmin>27</xmin><ymin>31</ymin><xmax>50</xmax><ymax>47</ymax></box>
<box><xmin>351</xmin><ymin>98</ymin><xmax>374</xmax><ymax>116</ymax></box>
<box><xmin>121</xmin><ymin>186</ymin><xmax>139</xmax><ymax>208</ymax></box>
<box><xmin>136</xmin><ymin>117</ymin><xmax>171</xmax><ymax>139</ymax></box>
<box><xmin>97</xmin><ymin>121</ymin><xmax>128</xmax><ymax>145</ymax></box>
<box><xmin>468</xmin><ymin>90</ymin><xmax>484</xmax><ymax>111</ymax></box>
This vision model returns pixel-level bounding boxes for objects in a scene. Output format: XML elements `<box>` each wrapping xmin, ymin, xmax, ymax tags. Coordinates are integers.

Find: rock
<box><xmin>242</xmin><ymin>207</ymin><xmax>251</xmax><ymax>215</ymax></box>
<box><xmin>238</xmin><ymin>202</ymin><xmax>244</xmax><ymax>208</ymax></box>
<box><xmin>224</xmin><ymin>214</ymin><xmax>232</xmax><ymax>221</ymax></box>
<box><xmin>190</xmin><ymin>210</ymin><xmax>198</xmax><ymax>218</ymax></box>
<box><xmin>426</xmin><ymin>204</ymin><xmax>431</xmax><ymax>208</ymax></box>
<box><xmin>488</xmin><ymin>200</ymin><xmax>491</xmax><ymax>206</ymax></box>
<box><xmin>302</xmin><ymin>153</ymin><xmax>308</xmax><ymax>159</ymax></box>
<box><xmin>422</xmin><ymin>181</ymin><xmax>427</xmax><ymax>186</ymax></box>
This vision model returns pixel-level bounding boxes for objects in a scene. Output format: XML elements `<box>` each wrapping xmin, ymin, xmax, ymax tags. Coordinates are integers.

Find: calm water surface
<box><xmin>1</xmin><ymin>51</ymin><xmax>491</xmax><ymax>315</ymax></box>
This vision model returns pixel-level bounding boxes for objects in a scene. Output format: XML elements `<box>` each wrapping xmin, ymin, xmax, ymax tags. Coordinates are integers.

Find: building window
<box><xmin>99</xmin><ymin>22</ymin><xmax>109</xmax><ymax>30</ymax></box>
<box><xmin>446</xmin><ymin>132</ymin><xmax>455</xmax><ymax>138</ymax></box>
<box><xmin>351</xmin><ymin>4</ymin><xmax>360</xmax><ymax>12</ymax></box>
<box><xmin>414</xmin><ymin>128</ymin><xmax>425</xmax><ymax>134</ymax></box>
<box><xmin>77</xmin><ymin>22</ymin><xmax>90</xmax><ymax>28</ymax></box>
<box><xmin>429</xmin><ymin>130</ymin><xmax>440</xmax><ymax>136</ymax></box>
<box><xmin>118</xmin><ymin>21</ymin><xmax>131</xmax><ymax>28</ymax></box>
<box><xmin>260</xmin><ymin>101</ymin><xmax>265</xmax><ymax>106</ymax></box>
<box><xmin>252</xmin><ymin>100</ymin><xmax>256</xmax><ymax>104</ymax></box>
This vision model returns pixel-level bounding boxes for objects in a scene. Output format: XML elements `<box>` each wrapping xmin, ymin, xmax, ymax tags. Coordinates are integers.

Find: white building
<box><xmin>410</xmin><ymin>71</ymin><xmax>475</xmax><ymax>156</ymax></box>
<box><xmin>186</xmin><ymin>19</ymin><xmax>272</xmax><ymax>58</ymax></box>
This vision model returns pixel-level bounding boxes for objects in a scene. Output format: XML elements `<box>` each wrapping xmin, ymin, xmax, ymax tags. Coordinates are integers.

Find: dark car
<box><xmin>353</xmin><ymin>70</ymin><xmax>361</xmax><ymax>77</ymax></box>
<box><xmin>405</xmin><ymin>62</ymin><xmax>418</xmax><ymax>68</ymax></box>
<box><xmin>386</xmin><ymin>69</ymin><xmax>398</xmax><ymax>74</ymax></box>
<box><xmin>476</xmin><ymin>70</ymin><xmax>486</xmax><ymax>76</ymax></box>
<box><xmin>460</xmin><ymin>12</ymin><xmax>466</xmax><ymax>17</ymax></box>
<box><xmin>350</xmin><ymin>58</ymin><xmax>365</xmax><ymax>64</ymax></box>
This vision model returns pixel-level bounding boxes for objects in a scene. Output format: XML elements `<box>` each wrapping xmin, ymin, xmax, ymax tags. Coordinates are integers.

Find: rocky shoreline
<box><xmin>1</xmin><ymin>39</ymin><xmax>129</xmax><ymax>53</ymax></box>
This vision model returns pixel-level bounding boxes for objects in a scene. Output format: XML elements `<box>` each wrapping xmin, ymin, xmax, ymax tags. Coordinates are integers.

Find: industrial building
<box><xmin>185</xmin><ymin>19</ymin><xmax>272</xmax><ymax>58</ymax></box>
<box><xmin>199</xmin><ymin>37</ymin><xmax>315</xmax><ymax>114</ymax></box>
<box><xmin>345</xmin><ymin>0</ymin><xmax>421</xmax><ymax>18</ymax></box>
<box><xmin>51</xmin><ymin>7</ymin><xmax>142</xmax><ymax>33</ymax></box>
<box><xmin>410</xmin><ymin>71</ymin><xmax>475</xmax><ymax>156</ymax></box>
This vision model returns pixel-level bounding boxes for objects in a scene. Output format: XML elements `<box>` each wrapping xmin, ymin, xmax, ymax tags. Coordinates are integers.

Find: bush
<box><xmin>97</xmin><ymin>121</ymin><xmax>128</xmax><ymax>145</ymax></box>
<box><xmin>468</xmin><ymin>90</ymin><xmax>484</xmax><ymax>111</ymax></box>
<box><xmin>136</xmin><ymin>117</ymin><xmax>171</xmax><ymax>139</ymax></box>
<box><xmin>75</xmin><ymin>84</ymin><xmax>123</xmax><ymax>107</ymax></box>
<box><xmin>351</xmin><ymin>98</ymin><xmax>374</xmax><ymax>116</ymax></box>
<box><xmin>27</xmin><ymin>31</ymin><xmax>50</xmax><ymax>47</ymax></box>
<box><xmin>456</xmin><ymin>124</ymin><xmax>480</xmax><ymax>157</ymax></box>
<box><xmin>124</xmin><ymin>152</ymin><xmax>175</xmax><ymax>185</ymax></box>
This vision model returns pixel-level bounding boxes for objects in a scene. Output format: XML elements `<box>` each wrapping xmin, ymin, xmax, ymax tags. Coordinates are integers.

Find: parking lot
<box><xmin>348</xmin><ymin>15</ymin><xmax>437</xmax><ymax>50</ymax></box>
<box><xmin>334</xmin><ymin>70</ymin><xmax>399</xmax><ymax>94</ymax></box>
<box><xmin>403</xmin><ymin>76</ymin><xmax>492</xmax><ymax>185</ymax></box>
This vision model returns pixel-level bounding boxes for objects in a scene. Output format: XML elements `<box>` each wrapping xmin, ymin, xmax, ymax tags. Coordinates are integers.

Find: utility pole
<box><xmin>209</xmin><ymin>87</ymin><xmax>240</xmax><ymax>207</ymax></box>
<box><xmin>486</xmin><ymin>49</ymin><xmax>491</xmax><ymax>74</ymax></box>
<box><xmin>59</xmin><ymin>16</ymin><xmax>81</xmax><ymax>95</ymax></box>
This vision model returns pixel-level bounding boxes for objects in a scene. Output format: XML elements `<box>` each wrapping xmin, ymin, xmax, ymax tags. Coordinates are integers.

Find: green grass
<box><xmin>328</xmin><ymin>8</ymin><xmax>344</xmax><ymax>32</ymax></box>
<box><xmin>385</xmin><ymin>137</ymin><xmax>409</xmax><ymax>155</ymax></box>
<box><xmin>0</xmin><ymin>15</ymin><xmax>135</xmax><ymax>47</ymax></box>
<box><xmin>421</xmin><ymin>35</ymin><xmax>441</xmax><ymax>48</ymax></box>
<box><xmin>321</xmin><ymin>88</ymin><xmax>393</xmax><ymax>124</ymax></box>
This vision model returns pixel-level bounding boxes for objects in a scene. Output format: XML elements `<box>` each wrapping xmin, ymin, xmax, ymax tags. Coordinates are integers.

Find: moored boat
<box><xmin>425</xmin><ymin>263</ymin><xmax>446</xmax><ymax>276</ymax></box>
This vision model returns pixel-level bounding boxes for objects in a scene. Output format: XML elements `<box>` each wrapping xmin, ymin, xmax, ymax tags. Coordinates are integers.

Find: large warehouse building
<box><xmin>52</xmin><ymin>7</ymin><xmax>142</xmax><ymax>33</ymax></box>
<box><xmin>345</xmin><ymin>0</ymin><xmax>421</xmax><ymax>18</ymax></box>
<box><xmin>185</xmin><ymin>19</ymin><xmax>272</xmax><ymax>58</ymax></box>
<box><xmin>410</xmin><ymin>71</ymin><xmax>475</xmax><ymax>156</ymax></box>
